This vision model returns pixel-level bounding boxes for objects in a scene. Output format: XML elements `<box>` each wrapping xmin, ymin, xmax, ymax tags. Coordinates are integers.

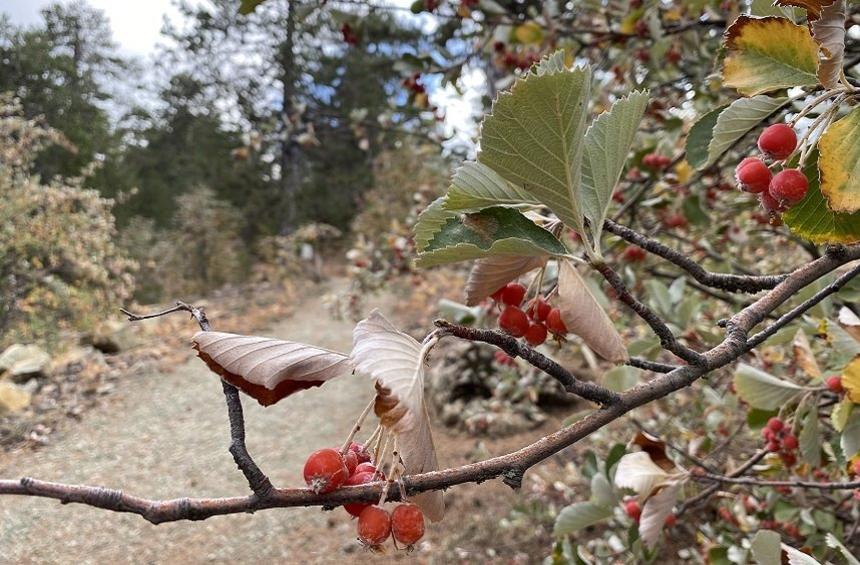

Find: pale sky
<box><xmin>2</xmin><ymin>0</ymin><xmax>480</xmax><ymax>147</ymax></box>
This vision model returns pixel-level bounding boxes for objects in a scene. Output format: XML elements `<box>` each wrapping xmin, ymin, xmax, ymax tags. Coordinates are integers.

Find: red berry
<box><xmin>761</xmin><ymin>427</ymin><xmax>775</xmax><ymax>441</ymax></box>
<box><xmin>357</xmin><ymin>505</ymin><xmax>391</xmax><ymax>547</ymax></box>
<box><xmin>780</xmin><ymin>452</ymin><xmax>797</xmax><ymax>467</ymax></box>
<box><xmin>782</xmin><ymin>434</ymin><xmax>798</xmax><ymax>450</ymax></box>
<box><xmin>769</xmin><ymin>169</ymin><xmax>808</xmax><ymax>205</ymax></box>
<box><xmin>735</xmin><ymin>157</ymin><xmax>772</xmax><ymax>194</ymax></box>
<box><xmin>758</xmin><ymin>124</ymin><xmax>797</xmax><ymax>160</ymax></box>
<box><xmin>527</xmin><ymin>297</ymin><xmax>552</xmax><ymax>322</ymax></box>
<box><xmin>546</xmin><ymin>308</ymin><xmax>568</xmax><ymax>335</ymax></box>
<box><xmin>767</xmin><ymin>417</ymin><xmax>784</xmax><ymax>432</ymax></box>
<box><xmin>826</xmin><ymin>375</ymin><xmax>845</xmax><ymax>394</ymax></box>
<box><xmin>759</xmin><ymin>190</ymin><xmax>786</xmax><ymax>213</ymax></box>
<box><xmin>852</xmin><ymin>459</ymin><xmax>860</xmax><ymax>475</ymax></box>
<box><xmin>354</xmin><ymin>462</ymin><xmax>378</xmax><ymax>475</ymax></box>
<box><xmin>523</xmin><ymin>322</ymin><xmax>548</xmax><ymax>346</ymax></box>
<box><xmin>344</xmin><ymin>450</ymin><xmax>359</xmax><ymax>475</ymax></box>
<box><xmin>349</xmin><ymin>442</ymin><xmax>372</xmax><ymax>464</ymax></box>
<box><xmin>501</xmin><ymin>283</ymin><xmax>527</xmax><ymax>306</ymax></box>
<box><xmin>621</xmin><ymin>245</ymin><xmax>647</xmax><ymax>262</ymax></box>
<box><xmin>490</xmin><ymin>286</ymin><xmax>505</xmax><ymax>302</ymax></box>
<box><xmin>662</xmin><ymin>212</ymin><xmax>688</xmax><ymax>229</ymax></box>
<box><xmin>665</xmin><ymin>513</ymin><xmax>677</xmax><ymax>527</ymax></box>
<box><xmin>624</xmin><ymin>499</ymin><xmax>641</xmax><ymax>522</ymax></box>
<box><xmin>499</xmin><ymin>306</ymin><xmax>529</xmax><ymax>337</ymax></box>
<box><xmin>390</xmin><ymin>502</ymin><xmax>426</xmax><ymax>545</ymax></box>
<box><xmin>303</xmin><ymin>448</ymin><xmax>349</xmax><ymax>494</ymax></box>
<box><xmin>343</xmin><ymin>472</ymin><xmax>375</xmax><ymax>517</ymax></box>
<box><xmin>767</xmin><ymin>440</ymin><xmax>781</xmax><ymax>452</ymax></box>
<box><xmin>643</xmin><ymin>153</ymin><xmax>670</xmax><ymax>170</ymax></box>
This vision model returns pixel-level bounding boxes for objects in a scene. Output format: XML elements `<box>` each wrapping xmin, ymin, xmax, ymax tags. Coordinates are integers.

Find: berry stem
<box><xmin>788</xmin><ymin>87</ymin><xmax>847</xmax><ymax>127</ymax></box>
<box><xmin>797</xmin><ymin>96</ymin><xmax>843</xmax><ymax>167</ymax></box>
<box><xmin>340</xmin><ymin>396</ymin><xmax>377</xmax><ymax>456</ymax></box>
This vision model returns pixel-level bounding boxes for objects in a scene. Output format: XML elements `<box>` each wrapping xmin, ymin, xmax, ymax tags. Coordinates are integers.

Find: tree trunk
<box><xmin>278</xmin><ymin>0</ymin><xmax>301</xmax><ymax>235</ymax></box>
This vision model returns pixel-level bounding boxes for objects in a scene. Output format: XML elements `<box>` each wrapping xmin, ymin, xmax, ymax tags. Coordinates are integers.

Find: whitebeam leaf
<box><xmin>799</xmin><ymin>404</ymin><xmax>822</xmax><ymax>467</ymax></box>
<box><xmin>825</xmin><ymin>533</ymin><xmax>860</xmax><ymax>565</ymax></box>
<box><xmin>751</xmin><ymin>530</ymin><xmax>783</xmax><ymax>565</ymax></box>
<box><xmin>445</xmin><ymin>161</ymin><xmax>539</xmax><ymax>211</ymax></box>
<box><xmin>581</xmin><ymin>91</ymin><xmax>649</xmax><ymax>244</ymax></box>
<box><xmin>613</xmin><ymin>452</ymin><xmax>670</xmax><ymax>501</ymax></box>
<box><xmin>783</xmin><ymin>545</ymin><xmax>823</xmax><ymax>565</ymax></box>
<box><xmin>351</xmin><ymin>311</ymin><xmax>444</xmax><ymax>521</ymax></box>
<box><xmin>811</xmin><ymin>0</ymin><xmax>847</xmax><ymax>89</ymax></box>
<box><xmin>464</xmin><ymin>255</ymin><xmax>547</xmax><ymax>306</ymax></box>
<box><xmin>732</xmin><ymin>364</ymin><xmax>804</xmax><ymax>410</ymax></box>
<box><xmin>414</xmin><ymin>197</ymin><xmax>457</xmax><ymax>252</ymax></box>
<box><xmin>478</xmin><ymin>53</ymin><xmax>592</xmax><ymax>234</ymax></box>
<box><xmin>638</xmin><ymin>482</ymin><xmax>680</xmax><ymax>548</ymax></box>
<box><xmin>191</xmin><ymin>331</ymin><xmax>351</xmax><ymax>406</ymax></box>
<box><xmin>558</xmin><ymin>260</ymin><xmax>628</xmax><ymax>363</ymax></box>
<box><xmin>553</xmin><ymin>501</ymin><xmax>613</xmax><ymax>536</ymax></box>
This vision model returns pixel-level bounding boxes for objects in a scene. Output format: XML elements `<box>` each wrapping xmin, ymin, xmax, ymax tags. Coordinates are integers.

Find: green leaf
<box><xmin>444</xmin><ymin>162</ymin><xmax>538</xmax><ymax>211</ymax></box>
<box><xmin>581</xmin><ymin>91</ymin><xmax>649</xmax><ymax>245</ymax></box>
<box><xmin>799</xmin><ymin>404</ymin><xmax>821</xmax><ymax>467</ymax></box>
<box><xmin>831</xmin><ymin>396</ymin><xmax>854</xmax><ymax>432</ymax></box>
<box><xmin>783</xmin><ymin>153</ymin><xmax>860</xmax><ymax>244</ymax></box>
<box><xmin>479</xmin><ymin>54</ymin><xmax>591</xmax><ymax>234</ymax></box>
<box><xmin>414</xmin><ymin>197</ymin><xmax>457</xmax><ymax>252</ymax></box>
<box><xmin>603</xmin><ymin>366</ymin><xmax>640</xmax><ymax>392</ymax></box>
<box><xmin>750</xmin><ymin>529</ymin><xmax>782</xmax><ymax>565</ymax></box>
<box><xmin>733</xmin><ymin>364</ymin><xmax>804</xmax><ymax>410</ymax></box>
<box><xmin>722</xmin><ymin>16</ymin><xmax>819</xmax><ymax>96</ymax></box>
<box><xmin>818</xmin><ymin>105</ymin><xmax>860</xmax><ymax>214</ymax></box>
<box><xmin>825</xmin><ymin>533</ymin><xmax>860</xmax><ymax>565</ymax></box>
<box><xmin>534</xmin><ymin>50</ymin><xmax>567</xmax><ymax>75</ymax></box>
<box><xmin>238</xmin><ymin>0</ymin><xmax>267</xmax><ymax>14</ymax></box>
<box><xmin>415</xmin><ymin>207</ymin><xmax>568</xmax><ymax>268</ymax></box>
<box><xmin>553</xmin><ymin>501</ymin><xmax>613</xmax><ymax>536</ymax></box>
<box><xmin>841</xmin><ymin>410</ymin><xmax>860</xmax><ymax>459</ymax></box>
<box><xmin>702</xmin><ymin>96</ymin><xmax>789</xmax><ymax>170</ymax></box>
<box><xmin>686</xmin><ymin>106</ymin><xmax>725</xmax><ymax>170</ymax></box>
<box><xmin>591</xmin><ymin>472</ymin><xmax>617</xmax><ymax>507</ymax></box>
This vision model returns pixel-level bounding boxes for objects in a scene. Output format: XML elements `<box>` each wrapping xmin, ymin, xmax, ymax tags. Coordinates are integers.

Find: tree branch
<box><xmin>434</xmin><ymin>320</ymin><xmax>620</xmax><ymax>406</ymax></box>
<box><xmin>592</xmin><ymin>262</ymin><xmax>705</xmax><ymax>365</ymax></box>
<box><xmin>603</xmin><ymin>219</ymin><xmax>787</xmax><ymax>293</ymax></box>
<box><xmin>691</xmin><ymin>472</ymin><xmax>860</xmax><ymax>490</ymax></box>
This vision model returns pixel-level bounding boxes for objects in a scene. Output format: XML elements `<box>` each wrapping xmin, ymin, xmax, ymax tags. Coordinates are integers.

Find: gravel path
<box><xmin>0</xmin><ymin>283</ymin><xmax>398</xmax><ymax>564</ymax></box>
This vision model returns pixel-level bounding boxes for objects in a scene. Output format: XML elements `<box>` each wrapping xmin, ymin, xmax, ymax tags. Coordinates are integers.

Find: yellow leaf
<box><xmin>841</xmin><ymin>357</ymin><xmax>860</xmax><ymax>403</ymax></box>
<box><xmin>514</xmin><ymin>21</ymin><xmax>544</xmax><ymax>45</ymax></box>
<box><xmin>722</xmin><ymin>16</ymin><xmax>819</xmax><ymax>96</ymax></box>
<box><xmin>818</xmin><ymin>106</ymin><xmax>860</xmax><ymax>214</ymax></box>
<box><xmin>675</xmin><ymin>160</ymin><xmax>693</xmax><ymax>184</ymax></box>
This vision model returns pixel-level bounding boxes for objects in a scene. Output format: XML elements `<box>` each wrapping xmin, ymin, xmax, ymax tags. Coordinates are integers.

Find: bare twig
<box><xmin>691</xmin><ymin>473</ymin><xmax>860</xmax><ymax>490</ymax></box>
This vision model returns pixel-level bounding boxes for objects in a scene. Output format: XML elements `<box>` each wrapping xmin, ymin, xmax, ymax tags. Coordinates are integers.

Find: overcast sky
<box><xmin>2</xmin><ymin>0</ymin><xmax>480</xmax><ymax>147</ymax></box>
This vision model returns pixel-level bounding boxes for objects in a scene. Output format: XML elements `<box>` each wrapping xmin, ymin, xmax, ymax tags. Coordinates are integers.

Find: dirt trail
<box><xmin>0</xmin><ymin>281</ymin><xmax>404</xmax><ymax>564</ymax></box>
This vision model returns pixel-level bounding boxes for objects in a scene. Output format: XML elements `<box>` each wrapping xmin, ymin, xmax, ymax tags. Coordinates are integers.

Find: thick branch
<box><xmin>434</xmin><ymin>320</ymin><xmax>620</xmax><ymax>406</ymax></box>
<box><xmin>592</xmin><ymin>262</ymin><xmax>705</xmax><ymax>365</ymax></box>
<box><xmin>603</xmin><ymin>219</ymin><xmax>787</xmax><ymax>293</ymax></box>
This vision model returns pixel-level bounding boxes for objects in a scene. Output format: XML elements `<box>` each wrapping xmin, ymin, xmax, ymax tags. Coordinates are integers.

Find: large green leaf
<box><xmin>415</xmin><ymin>207</ymin><xmax>568</xmax><ymax>268</ymax></box>
<box><xmin>581</xmin><ymin>91</ymin><xmax>649</xmax><ymax>245</ymax></box>
<box><xmin>478</xmin><ymin>55</ymin><xmax>591</xmax><ymax>234</ymax></box>
<box><xmin>750</xmin><ymin>530</ymin><xmax>782</xmax><ymax>565</ymax></box>
<box><xmin>444</xmin><ymin>162</ymin><xmax>539</xmax><ymax>211</ymax></box>
<box><xmin>722</xmin><ymin>16</ymin><xmax>819</xmax><ymax>96</ymax></box>
<box><xmin>841</xmin><ymin>410</ymin><xmax>860</xmax><ymax>459</ymax></box>
<box><xmin>553</xmin><ymin>501</ymin><xmax>613</xmax><ymax>536</ymax></box>
<box><xmin>414</xmin><ymin>197</ymin><xmax>457</xmax><ymax>252</ymax></box>
<box><xmin>783</xmin><ymin>154</ymin><xmax>860</xmax><ymax>244</ymax></box>
<box><xmin>686</xmin><ymin>106</ymin><xmax>725</xmax><ymax>170</ymax></box>
<box><xmin>818</xmin><ymin>105</ymin><xmax>860</xmax><ymax>214</ymax></box>
<box><xmin>698</xmin><ymin>96</ymin><xmax>789</xmax><ymax>171</ymax></box>
<box><xmin>799</xmin><ymin>404</ymin><xmax>821</xmax><ymax>467</ymax></box>
<box><xmin>733</xmin><ymin>364</ymin><xmax>804</xmax><ymax>410</ymax></box>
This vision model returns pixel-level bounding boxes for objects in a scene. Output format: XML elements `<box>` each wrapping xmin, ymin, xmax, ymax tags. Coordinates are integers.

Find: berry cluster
<box><xmin>642</xmin><ymin>152</ymin><xmax>672</xmax><ymax>170</ymax></box>
<box><xmin>761</xmin><ymin>417</ymin><xmax>799</xmax><ymax>468</ymax></box>
<box><xmin>734</xmin><ymin>124</ymin><xmax>808</xmax><ymax>222</ymax></box>
<box><xmin>302</xmin><ymin>444</ymin><xmax>426</xmax><ymax>550</ymax></box>
<box><xmin>490</xmin><ymin>282</ymin><xmax>568</xmax><ymax>345</ymax></box>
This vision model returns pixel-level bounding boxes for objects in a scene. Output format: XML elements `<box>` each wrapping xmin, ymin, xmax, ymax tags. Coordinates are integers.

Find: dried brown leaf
<box><xmin>191</xmin><ymin>331</ymin><xmax>351</xmax><ymax>406</ymax></box>
<box><xmin>632</xmin><ymin>431</ymin><xmax>677</xmax><ymax>472</ymax></box>
<box><xmin>557</xmin><ymin>260</ymin><xmax>628</xmax><ymax>362</ymax></box>
<box><xmin>792</xmin><ymin>329</ymin><xmax>822</xmax><ymax>378</ymax></box>
<box><xmin>464</xmin><ymin>255</ymin><xmax>546</xmax><ymax>306</ymax></box>
<box><xmin>838</xmin><ymin>306</ymin><xmax>860</xmax><ymax>343</ymax></box>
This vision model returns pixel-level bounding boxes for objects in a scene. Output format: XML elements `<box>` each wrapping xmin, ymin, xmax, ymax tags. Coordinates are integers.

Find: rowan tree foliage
<box><xmin>2</xmin><ymin>0</ymin><xmax>860</xmax><ymax>563</ymax></box>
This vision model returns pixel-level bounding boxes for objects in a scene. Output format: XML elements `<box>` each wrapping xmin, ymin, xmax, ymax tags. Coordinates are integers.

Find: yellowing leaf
<box><xmin>841</xmin><ymin>357</ymin><xmax>860</xmax><ymax>404</ymax></box>
<box><xmin>722</xmin><ymin>16</ymin><xmax>819</xmax><ymax>96</ymax></box>
<box><xmin>191</xmin><ymin>331</ymin><xmax>352</xmax><ymax>406</ymax></box>
<box><xmin>464</xmin><ymin>255</ymin><xmax>546</xmax><ymax>306</ymax></box>
<box><xmin>775</xmin><ymin>0</ymin><xmax>836</xmax><ymax>20</ymax></box>
<box><xmin>351</xmin><ymin>311</ymin><xmax>444</xmax><ymax>521</ymax></box>
<box><xmin>557</xmin><ymin>260</ymin><xmax>628</xmax><ymax>363</ymax></box>
<box><xmin>514</xmin><ymin>21</ymin><xmax>544</xmax><ymax>45</ymax></box>
<box><xmin>831</xmin><ymin>396</ymin><xmax>853</xmax><ymax>432</ymax></box>
<box><xmin>792</xmin><ymin>329</ymin><xmax>821</xmax><ymax>378</ymax></box>
<box><xmin>818</xmin><ymin>106</ymin><xmax>860</xmax><ymax>214</ymax></box>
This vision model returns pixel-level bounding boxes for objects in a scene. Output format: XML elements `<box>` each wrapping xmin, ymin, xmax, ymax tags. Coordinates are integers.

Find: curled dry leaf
<box><xmin>792</xmin><ymin>329</ymin><xmax>822</xmax><ymax>378</ymax></box>
<box><xmin>839</xmin><ymin>306</ymin><xmax>860</xmax><ymax>344</ymax></box>
<box><xmin>777</xmin><ymin>0</ymin><xmax>846</xmax><ymax>88</ymax></box>
<box><xmin>191</xmin><ymin>331</ymin><xmax>351</xmax><ymax>406</ymax></box>
<box><xmin>632</xmin><ymin>431</ymin><xmax>676</xmax><ymax>472</ymax></box>
<box><xmin>638</xmin><ymin>482</ymin><xmax>681</xmax><ymax>548</ymax></box>
<box><xmin>351</xmin><ymin>310</ymin><xmax>444</xmax><ymax>522</ymax></box>
<box><xmin>464</xmin><ymin>255</ymin><xmax>547</xmax><ymax>306</ymax></box>
<box><xmin>614</xmin><ymin>452</ymin><xmax>673</xmax><ymax>502</ymax></box>
<box><xmin>557</xmin><ymin>260</ymin><xmax>628</xmax><ymax>363</ymax></box>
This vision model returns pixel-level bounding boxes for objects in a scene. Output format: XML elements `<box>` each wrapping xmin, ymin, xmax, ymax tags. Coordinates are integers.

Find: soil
<box><xmin>0</xmin><ymin>280</ymin><xmax>564</xmax><ymax>564</ymax></box>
